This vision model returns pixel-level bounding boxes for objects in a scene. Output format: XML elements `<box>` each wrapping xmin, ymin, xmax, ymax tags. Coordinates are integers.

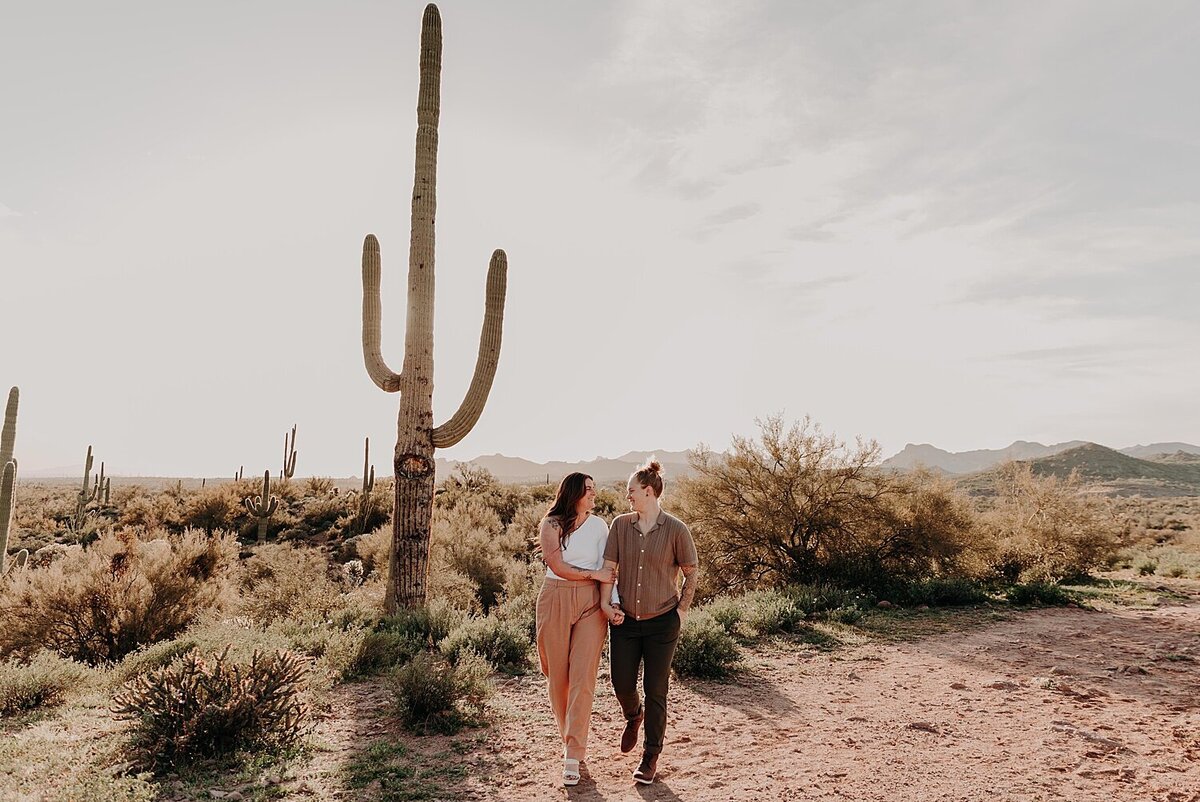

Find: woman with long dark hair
<box><xmin>536</xmin><ymin>472</ymin><xmax>616</xmax><ymax>786</ymax></box>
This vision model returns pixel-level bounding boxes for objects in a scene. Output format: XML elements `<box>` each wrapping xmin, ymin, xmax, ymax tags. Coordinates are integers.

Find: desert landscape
<box><xmin>4</xmin><ymin>2</ymin><xmax>1199</xmax><ymax>801</ymax></box>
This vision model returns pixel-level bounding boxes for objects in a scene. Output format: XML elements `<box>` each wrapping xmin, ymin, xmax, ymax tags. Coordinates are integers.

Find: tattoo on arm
<box><xmin>678</xmin><ymin>565</ymin><xmax>699</xmax><ymax>612</ymax></box>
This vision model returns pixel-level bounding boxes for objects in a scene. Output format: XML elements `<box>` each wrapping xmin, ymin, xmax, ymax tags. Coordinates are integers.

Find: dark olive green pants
<box><xmin>609</xmin><ymin>608</ymin><xmax>681</xmax><ymax>755</ymax></box>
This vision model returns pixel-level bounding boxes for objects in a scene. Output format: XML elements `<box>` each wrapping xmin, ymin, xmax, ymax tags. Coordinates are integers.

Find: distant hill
<box><xmin>882</xmin><ymin>440</ymin><xmax>1088</xmax><ymax>474</ymax></box>
<box><xmin>959</xmin><ymin>443</ymin><xmax>1200</xmax><ymax>497</ymax></box>
<box><xmin>1146</xmin><ymin>450</ymin><xmax>1200</xmax><ymax>465</ymax></box>
<box><xmin>1119</xmin><ymin>442</ymin><xmax>1200</xmax><ymax>459</ymax></box>
<box><xmin>884</xmin><ymin>439</ymin><xmax>1200</xmax><ymax>476</ymax></box>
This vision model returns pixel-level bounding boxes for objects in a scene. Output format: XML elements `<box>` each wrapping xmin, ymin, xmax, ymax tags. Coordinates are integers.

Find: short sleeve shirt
<box><xmin>603</xmin><ymin>510</ymin><xmax>699</xmax><ymax>621</ymax></box>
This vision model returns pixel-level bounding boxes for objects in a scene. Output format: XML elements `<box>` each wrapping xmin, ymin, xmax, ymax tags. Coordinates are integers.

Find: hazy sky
<box><xmin>3</xmin><ymin>1</ymin><xmax>1198</xmax><ymax>476</ymax></box>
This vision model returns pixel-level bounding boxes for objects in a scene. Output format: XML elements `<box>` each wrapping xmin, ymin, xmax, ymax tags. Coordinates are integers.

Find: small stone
<box><xmin>916</xmin><ymin>604</ymin><xmax>930</xmax><ymax>611</ymax></box>
<box><xmin>877</xmin><ymin>600</ymin><xmax>894</xmax><ymax>609</ymax></box>
<box><xmin>987</xmin><ymin>681</ymin><xmax>1019</xmax><ymax>691</ymax></box>
<box><xmin>950</xmin><ymin>682</ymin><xmax>968</xmax><ymax>690</ymax></box>
<box><xmin>907</xmin><ymin>721</ymin><xmax>940</xmax><ymax>734</ymax></box>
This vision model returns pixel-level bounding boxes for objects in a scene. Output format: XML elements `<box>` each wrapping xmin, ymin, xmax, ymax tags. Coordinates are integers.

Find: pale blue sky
<box><xmin>2</xmin><ymin>1</ymin><xmax>1198</xmax><ymax>475</ymax></box>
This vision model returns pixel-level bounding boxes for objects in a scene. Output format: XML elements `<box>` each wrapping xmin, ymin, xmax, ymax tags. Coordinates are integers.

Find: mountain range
<box><xmin>881</xmin><ymin>440</ymin><xmax>1200</xmax><ymax>475</ymax></box>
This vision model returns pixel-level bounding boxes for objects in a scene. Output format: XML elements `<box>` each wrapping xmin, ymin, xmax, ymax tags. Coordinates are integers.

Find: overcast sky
<box><xmin>3</xmin><ymin>0</ymin><xmax>1198</xmax><ymax>477</ymax></box>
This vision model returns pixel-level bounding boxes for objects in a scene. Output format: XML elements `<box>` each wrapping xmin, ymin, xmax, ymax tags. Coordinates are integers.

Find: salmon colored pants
<box><xmin>535</xmin><ymin>577</ymin><xmax>608</xmax><ymax>760</ymax></box>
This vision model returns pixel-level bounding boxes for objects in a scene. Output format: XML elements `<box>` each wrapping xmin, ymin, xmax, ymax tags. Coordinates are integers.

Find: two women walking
<box><xmin>535</xmin><ymin>460</ymin><xmax>699</xmax><ymax>786</ymax></box>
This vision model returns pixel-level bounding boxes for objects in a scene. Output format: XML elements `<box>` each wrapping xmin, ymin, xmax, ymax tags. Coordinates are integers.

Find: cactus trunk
<box><xmin>0</xmin><ymin>462</ymin><xmax>14</xmax><ymax>572</ymax></box>
<box><xmin>1</xmin><ymin>387</ymin><xmax>17</xmax><ymax>469</ymax></box>
<box><xmin>359</xmin><ymin>4</ymin><xmax>508</xmax><ymax>613</ymax></box>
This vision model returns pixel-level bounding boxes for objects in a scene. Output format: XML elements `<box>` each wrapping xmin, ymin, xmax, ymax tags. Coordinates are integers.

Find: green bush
<box><xmin>0</xmin><ymin>652</ymin><xmax>91</xmax><ymax>716</ymax></box>
<box><xmin>392</xmin><ymin>650</ymin><xmax>490</xmax><ymax>734</ymax></box>
<box><xmin>1135</xmin><ymin>555</ymin><xmax>1158</xmax><ymax>575</ymax></box>
<box><xmin>672</xmin><ymin>611</ymin><xmax>741</xmax><ymax>679</ymax></box>
<box><xmin>1005</xmin><ymin>581</ymin><xmax>1073</xmax><ymax>607</ymax></box>
<box><xmin>440</xmin><ymin>615</ymin><xmax>530</xmax><ymax>674</ymax></box>
<box><xmin>740</xmin><ymin>589</ymin><xmax>806</xmax><ymax>637</ymax></box>
<box><xmin>701</xmin><ymin>595</ymin><xmax>745</xmax><ymax>636</ymax></box>
<box><xmin>112</xmin><ymin>647</ymin><xmax>309</xmax><ymax>767</ymax></box>
<box><xmin>783</xmin><ymin>583</ymin><xmax>868</xmax><ymax>618</ymax></box>
<box><xmin>349</xmin><ymin>631</ymin><xmax>425</xmax><ymax>678</ymax></box>
<box><xmin>889</xmin><ymin>577</ymin><xmax>990</xmax><ymax>607</ymax></box>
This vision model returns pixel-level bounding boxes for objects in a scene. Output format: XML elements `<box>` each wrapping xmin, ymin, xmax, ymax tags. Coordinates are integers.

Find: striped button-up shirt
<box><xmin>604</xmin><ymin>510</ymin><xmax>698</xmax><ymax>621</ymax></box>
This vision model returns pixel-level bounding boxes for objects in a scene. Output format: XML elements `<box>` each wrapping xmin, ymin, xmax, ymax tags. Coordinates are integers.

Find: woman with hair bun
<box><xmin>599</xmin><ymin>458</ymin><xmax>699</xmax><ymax>785</ymax></box>
<box><xmin>535</xmin><ymin>472</ymin><xmax>617</xmax><ymax>786</ymax></box>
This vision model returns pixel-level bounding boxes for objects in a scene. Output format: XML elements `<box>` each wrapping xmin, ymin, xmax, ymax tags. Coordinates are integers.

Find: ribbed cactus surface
<box><xmin>282</xmin><ymin>425</ymin><xmax>297</xmax><ymax>480</ymax></box>
<box><xmin>359</xmin><ymin>3</ymin><xmax>508</xmax><ymax>612</ymax></box>
<box><xmin>0</xmin><ymin>387</ymin><xmax>16</xmax><ymax>470</ymax></box>
<box><xmin>0</xmin><ymin>461</ymin><xmax>14</xmax><ymax>573</ymax></box>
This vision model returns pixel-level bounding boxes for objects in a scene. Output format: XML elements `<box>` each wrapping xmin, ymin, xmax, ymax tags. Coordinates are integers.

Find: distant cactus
<box><xmin>1</xmin><ymin>461</ymin><xmax>14</xmax><ymax>573</ymax></box>
<box><xmin>355</xmin><ymin>437</ymin><xmax>376</xmax><ymax>535</ymax></box>
<box><xmin>359</xmin><ymin>4</ymin><xmax>508</xmax><ymax>612</ymax></box>
<box><xmin>282</xmin><ymin>425</ymin><xmax>297</xmax><ymax>481</ymax></box>
<box><xmin>244</xmin><ymin>470</ymin><xmax>279</xmax><ymax>543</ymax></box>
<box><xmin>72</xmin><ymin>446</ymin><xmax>99</xmax><ymax>531</ymax></box>
<box><xmin>236</xmin><ymin>466</ymin><xmax>244</xmax><ymax>482</ymax></box>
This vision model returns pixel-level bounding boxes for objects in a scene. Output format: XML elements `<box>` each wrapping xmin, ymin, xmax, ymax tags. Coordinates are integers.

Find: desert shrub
<box><xmin>350</xmin><ymin>526</ymin><xmax>391</xmax><ymax>577</ymax></box>
<box><xmin>881</xmin><ymin>576</ymin><xmax>990</xmax><ymax>607</ymax></box>
<box><xmin>115</xmin><ymin>490</ymin><xmax>186</xmax><ymax>533</ymax></box>
<box><xmin>289</xmin><ymin>494</ymin><xmax>352</xmax><ymax>540</ymax></box>
<box><xmin>672</xmin><ymin>611</ymin><xmax>740</xmax><ymax>679</ymax></box>
<box><xmin>350</xmin><ymin>631</ymin><xmax>425</xmax><ymax>678</ymax></box>
<box><xmin>238</xmin><ymin>543</ymin><xmax>342</xmax><ymax>623</ymax></box>
<box><xmin>784</xmin><ymin>583</ymin><xmax>869</xmax><ymax>617</ymax></box>
<box><xmin>431</xmin><ymin>498</ymin><xmax>525</xmax><ymax>613</ymax></box>
<box><xmin>490</xmin><ymin>560</ymin><xmax>543</xmax><ymax>643</ymax></box>
<box><xmin>440</xmin><ymin>615</ymin><xmax>530</xmax><ymax>674</ymax></box>
<box><xmin>346</xmin><ymin>600</ymin><xmax>465</xmax><ymax>678</ymax></box>
<box><xmin>392</xmin><ymin>649</ymin><xmax>491</xmax><ymax>734</ymax></box>
<box><xmin>0</xmin><ymin>651</ymin><xmax>91</xmax><ymax>716</ymax></box>
<box><xmin>112</xmin><ymin>638</ymin><xmax>199</xmax><ymax>685</ymax></box>
<box><xmin>181</xmin><ymin>486</ymin><xmax>240</xmax><ymax>535</ymax></box>
<box><xmin>700</xmin><ymin>595</ymin><xmax>745</xmax><ymax>635</ymax></box>
<box><xmin>112</xmin><ymin>647</ymin><xmax>309</xmax><ymax>767</ymax></box>
<box><xmin>1005</xmin><ymin>581</ymin><xmax>1073</xmax><ymax>607</ymax></box>
<box><xmin>676</xmin><ymin>417</ymin><xmax>976</xmax><ymax>594</ymax></box>
<box><xmin>978</xmin><ymin>463</ymin><xmax>1122</xmax><ymax>582</ymax></box>
<box><xmin>0</xmin><ymin>530</ymin><xmax>237</xmax><ymax>665</ymax></box>
<box><xmin>739</xmin><ymin>589</ymin><xmax>807</xmax><ymax>637</ymax></box>
<box><xmin>1135</xmin><ymin>554</ymin><xmax>1159</xmax><ymax>575</ymax></box>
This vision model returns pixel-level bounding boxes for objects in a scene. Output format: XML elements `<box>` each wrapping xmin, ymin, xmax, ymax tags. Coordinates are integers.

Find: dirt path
<box><xmin>294</xmin><ymin>597</ymin><xmax>1200</xmax><ymax>802</ymax></box>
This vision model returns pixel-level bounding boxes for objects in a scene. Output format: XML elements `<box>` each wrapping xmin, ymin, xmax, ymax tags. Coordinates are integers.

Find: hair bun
<box><xmin>644</xmin><ymin>458</ymin><xmax>662</xmax><ymax>474</ymax></box>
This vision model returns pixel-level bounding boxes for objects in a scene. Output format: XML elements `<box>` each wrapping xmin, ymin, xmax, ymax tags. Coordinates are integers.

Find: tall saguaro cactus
<box><xmin>244</xmin><ymin>470</ymin><xmax>278</xmax><ymax>543</ymax></box>
<box><xmin>73</xmin><ymin>445</ymin><xmax>99</xmax><ymax>531</ymax></box>
<box><xmin>0</xmin><ymin>387</ymin><xmax>16</xmax><ymax>572</ymax></box>
<box><xmin>361</xmin><ymin>4</ymin><xmax>508</xmax><ymax>612</ymax></box>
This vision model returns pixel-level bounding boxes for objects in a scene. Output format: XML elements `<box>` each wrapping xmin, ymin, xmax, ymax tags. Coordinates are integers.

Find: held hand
<box><xmin>591</xmin><ymin>565</ymin><xmax>617</xmax><ymax>583</ymax></box>
<box><xmin>606</xmin><ymin>604</ymin><xmax>625</xmax><ymax>626</ymax></box>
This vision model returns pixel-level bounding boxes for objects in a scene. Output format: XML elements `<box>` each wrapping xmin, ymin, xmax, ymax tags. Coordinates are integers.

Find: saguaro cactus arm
<box><xmin>432</xmin><ymin>250</ymin><xmax>508</xmax><ymax>448</ymax></box>
<box><xmin>361</xmin><ymin>236</ymin><xmax>403</xmax><ymax>392</ymax></box>
<box><xmin>282</xmin><ymin>425</ymin><xmax>298</xmax><ymax>479</ymax></box>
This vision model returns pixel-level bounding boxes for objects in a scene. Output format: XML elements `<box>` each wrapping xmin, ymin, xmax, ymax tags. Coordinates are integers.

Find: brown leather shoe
<box><xmin>633</xmin><ymin>752</ymin><xmax>658</xmax><ymax>784</ymax></box>
<box><xmin>621</xmin><ymin>705</ymin><xmax>644</xmax><ymax>753</ymax></box>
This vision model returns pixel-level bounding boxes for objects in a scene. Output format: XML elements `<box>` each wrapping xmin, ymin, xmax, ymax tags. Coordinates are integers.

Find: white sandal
<box><xmin>562</xmin><ymin>758</ymin><xmax>581</xmax><ymax>786</ymax></box>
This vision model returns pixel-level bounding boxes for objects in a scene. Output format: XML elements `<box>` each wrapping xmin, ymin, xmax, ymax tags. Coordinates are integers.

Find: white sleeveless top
<box><xmin>546</xmin><ymin>514</ymin><xmax>609</xmax><ymax>580</ymax></box>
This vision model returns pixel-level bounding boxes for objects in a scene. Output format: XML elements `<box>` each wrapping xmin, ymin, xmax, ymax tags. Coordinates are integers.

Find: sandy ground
<box><xmin>296</xmin><ymin>594</ymin><xmax>1200</xmax><ymax>802</ymax></box>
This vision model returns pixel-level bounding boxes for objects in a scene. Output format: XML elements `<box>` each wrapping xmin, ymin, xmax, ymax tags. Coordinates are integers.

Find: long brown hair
<box><xmin>546</xmin><ymin>472</ymin><xmax>592</xmax><ymax>552</ymax></box>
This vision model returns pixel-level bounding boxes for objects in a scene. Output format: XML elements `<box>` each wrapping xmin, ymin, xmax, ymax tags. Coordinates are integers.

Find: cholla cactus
<box><xmin>282</xmin><ymin>425</ymin><xmax>297</xmax><ymax>481</ymax></box>
<box><xmin>360</xmin><ymin>3</ymin><xmax>508</xmax><ymax>612</ymax></box>
<box><xmin>244</xmin><ymin>470</ymin><xmax>279</xmax><ymax>543</ymax></box>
